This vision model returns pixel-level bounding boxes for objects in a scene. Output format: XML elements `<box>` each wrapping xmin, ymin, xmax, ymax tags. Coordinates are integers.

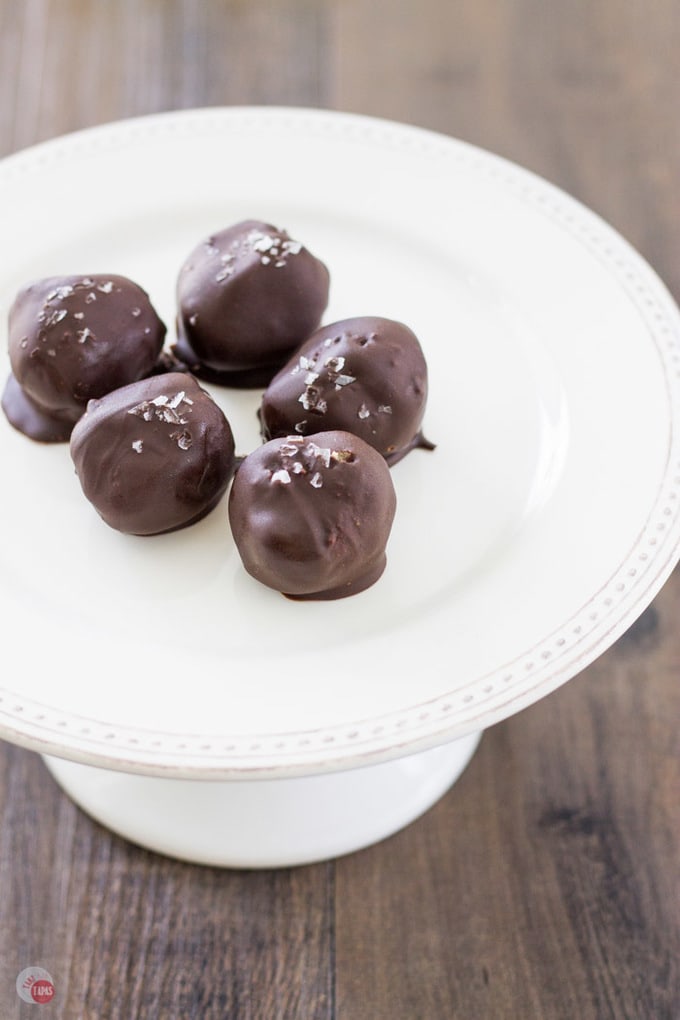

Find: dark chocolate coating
<box><xmin>259</xmin><ymin>316</ymin><xmax>430</xmax><ymax>464</ymax></box>
<box><xmin>174</xmin><ymin>220</ymin><xmax>330</xmax><ymax>384</ymax></box>
<box><xmin>3</xmin><ymin>274</ymin><xmax>166</xmax><ymax>442</ymax></box>
<box><xmin>228</xmin><ymin>431</ymin><xmax>397</xmax><ymax>600</ymax></box>
<box><xmin>70</xmin><ymin>373</ymin><xmax>235</xmax><ymax>536</ymax></box>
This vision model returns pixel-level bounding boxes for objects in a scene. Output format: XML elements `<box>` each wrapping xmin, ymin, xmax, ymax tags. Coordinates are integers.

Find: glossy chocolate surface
<box><xmin>3</xmin><ymin>274</ymin><xmax>166</xmax><ymax>441</ymax></box>
<box><xmin>259</xmin><ymin>316</ymin><xmax>431</xmax><ymax>463</ymax></box>
<box><xmin>175</xmin><ymin>220</ymin><xmax>330</xmax><ymax>385</ymax></box>
<box><xmin>228</xmin><ymin>430</ymin><xmax>397</xmax><ymax>600</ymax></box>
<box><xmin>71</xmin><ymin>373</ymin><xmax>235</xmax><ymax>535</ymax></box>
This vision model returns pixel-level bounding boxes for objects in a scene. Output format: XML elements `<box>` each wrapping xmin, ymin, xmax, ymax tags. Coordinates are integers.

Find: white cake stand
<box><xmin>1</xmin><ymin>108</ymin><xmax>680</xmax><ymax>867</ymax></box>
<box><xmin>42</xmin><ymin>735</ymin><xmax>481</xmax><ymax>867</ymax></box>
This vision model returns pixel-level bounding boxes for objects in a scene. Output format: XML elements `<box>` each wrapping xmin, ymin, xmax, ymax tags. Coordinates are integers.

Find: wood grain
<box><xmin>1</xmin><ymin>1</ymin><xmax>679</xmax><ymax>1018</ymax></box>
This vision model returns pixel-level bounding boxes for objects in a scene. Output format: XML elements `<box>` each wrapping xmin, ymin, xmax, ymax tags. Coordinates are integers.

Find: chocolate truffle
<box><xmin>70</xmin><ymin>373</ymin><xmax>235</xmax><ymax>536</ymax></box>
<box><xmin>2</xmin><ymin>275</ymin><xmax>166</xmax><ymax>442</ymax></box>
<box><xmin>174</xmin><ymin>220</ymin><xmax>330</xmax><ymax>386</ymax></box>
<box><xmin>259</xmin><ymin>316</ymin><xmax>432</xmax><ymax>465</ymax></box>
<box><xmin>228</xmin><ymin>431</ymin><xmax>397</xmax><ymax>600</ymax></box>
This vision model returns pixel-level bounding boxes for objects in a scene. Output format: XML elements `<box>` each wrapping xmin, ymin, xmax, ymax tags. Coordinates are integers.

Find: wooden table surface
<box><xmin>1</xmin><ymin>3</ymin><xmax>679</xmax><ymax>1018</ymax></box>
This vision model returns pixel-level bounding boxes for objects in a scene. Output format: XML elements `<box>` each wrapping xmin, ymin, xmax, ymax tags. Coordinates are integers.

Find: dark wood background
<box><xmin>1</xmin><ymin>2</ymin><xmax>679</xmax><ymax>1017</ymax></box>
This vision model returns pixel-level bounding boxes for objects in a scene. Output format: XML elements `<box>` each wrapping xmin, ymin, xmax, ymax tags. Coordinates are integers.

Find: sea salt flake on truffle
<box><xmin>77</xmin><ymin>327</ymin><xmax>96</xmax><ymax>344</ymax></box>
<box><xmin>280</xmin><ymin>441</ymin><xmax>302</xmax><ymax>456</ymax></box>
<box><xmin>97</xmin><ymin>281</ymin><xmax>114</xmax><ymax>293</ymax></box>
<box><xmin>282</xmin><ymin>239</ymin><xmax>302</xmax><ymax>256</ymax></box>
<box><xmin>294</xmin><ymin>421</ymin><xmax>307</xmax><ymax>433</ymax></box>
<box><xmin>73</xmin><ymin>312</ymin><xmax>85</xmax><ymax>320</ymax></box>
<box><xmin>85</xmin><ymin>292</ymin><xmax>97</xmax><ymax>304</ymax></box>
<box><xmin>292</xmin><ymin>355</ymin><xmax>314</xmax><ymax>376</ymax></box>
<box><xmin>47</xmin><ymin>349</ymin><xmax>56</xmax><ymax>357</ymax></box>
<box><xmin>310</xmin><ymin>472</ymin><xmax>323</xmax><ymax>489</ymax></box>
<box><xmin>132</xmin><ymin>307</ymin><xmax>142</xmax><ymax>318</ymax></box>
<box><xmin>378</xmin><ymin>405</ymin><xmax>393</xmax><ymax>414</ymax></box>
<box><xmin>306</xmin><ymin>443</ymin><xmax>331</xmax><ymax>467</ymax></box>
<box><xmin>171</xmin><ymin>429</ymin><xmax>193</xmax><ymax>451</ymax></box>
<box><xmin>325</xmin><ymin>355</ymin><xmax>345</xmax><ymax>373</ymax></box>
<box><xmin>250</xmin><ymin>232</ymin><xmax>275</xmax><ymax>253</ymax></box>
<box><xmin>299</xmin><ymin>386</ymin><xmax>327</xmax><ymax>413</ymax></box>
<box><xmin>132</xmin><ymin>439</ymin><xmax>143</xmax><ymax>453</ymax></box>
<box><xmin>291</xmin><ymin>460</ymin><xmax>305</xmax><ymax>474</ymax></box>
<box><xmin>168</xmin><ymin>391</ymin><xmax>186</xmax><ymax>409</ymax></box>
<box><xmin>151</xmin><ymin>394</ymin><xmax>169</xmax><ymax>406</ymax></box>
<box><xmin>358</xmin><ymin>403</ymin><xmax>370</xmax><ymax>419</ymax></box>
<box><xmin>43</xmin><ymin>308</ymin><xmax>68</xmax><ymax>328</ymax></box>
<box><xmin>334</xmin><ymin>374</ymin><xmax>356</xmax><ymax>389</ymax></box>
<box><xmin>47</xmin><ymin>285</ymin><xmax>74</xmax><ymax>301</ymax></box>
<box><xmin>19</xmin><ymin>337</ymin><xmax>28</xmax><ymax>349</ymax></box>
<box><xmin>271</xmin><ymin>468</ymin><xmax>291</xmax><ymax>484</ymax></box>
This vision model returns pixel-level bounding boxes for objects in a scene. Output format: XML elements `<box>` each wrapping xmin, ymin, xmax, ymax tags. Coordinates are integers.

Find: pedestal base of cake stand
<box><xmin>42</xmin><ymin>731</ymin><xmax>482</xmax><ymax>868</ymax></box>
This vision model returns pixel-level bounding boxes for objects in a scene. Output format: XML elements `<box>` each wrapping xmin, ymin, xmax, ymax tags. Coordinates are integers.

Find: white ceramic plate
<box><xmin>1</xmin><ymin>107</ymin><xmax>679</xmax><ymax>779</ymax></box>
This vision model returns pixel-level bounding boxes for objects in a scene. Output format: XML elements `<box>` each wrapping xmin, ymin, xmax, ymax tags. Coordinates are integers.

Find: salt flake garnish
<box><xmin>46</xmin><ymin>285</ymin><xmax>74</xmax><ymax>301</ymax></box>
<box><xmin>358</xmin><ymin>403</ymin><xmax>370</xmax><ymax>419</ymax></box>
<box><xmin>171</xmin><ymin>429</ymin><xmax>193</xmax><ymax>451</ymax></box>
<box><xmin>251</xmin><ymin>232</ymin><xmax>275</xmax><ymax>253</ymax></box>
<box><xmin>77</xmin><ymin>327</ymin><xmax>96</xmax><ymax>344</ymax></box>
<box><xmin>310</xmin><ymin>472</ymin><xmax>323</xmax><ymax>489</ymax></box>
<box><xmin>378</xmin><ymin>405</ymin><xmax>393</xmax><ymax>414</ymax></box>
<box><xmin>132</xmin><ymin>440</ymin><xmax>143</xmax><ymax>454</ymax></box>
<box><xmin>43</xmin><ymin>308</ymin><xmax>68</xmax><ymax>328</ymax></box>
<box><xmin>97</xmin><ymin>281</ymin><xmax>114</xmax><ymax>293</ymax></box>
<box><xmin>298</xmin><ymin>378</ymin><xmax>328</xmax><ymax>412</ymax></box>
<box><xmin>291</xmin><ymin>357</ymin><xmax>316</xmax><ymax>377</ymax></box>
<box><xmin>306</xmin><ymin>443</ymin><xmax>331</xmax><ymax>467</ymax></box>
<box><xmin>280</xmin><ymin>441</ymin><xmax>302</xmax><ymax>456</ymax></box>
<box><xmin>271</xmin><ymin>469</ymin><xmax>291</xmax><ymax>484</ymax></box>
